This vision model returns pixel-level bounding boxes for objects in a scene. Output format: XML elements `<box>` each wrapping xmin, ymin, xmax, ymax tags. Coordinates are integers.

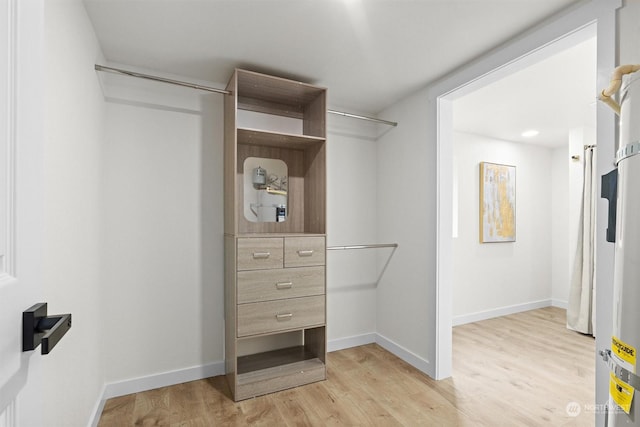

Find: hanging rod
<box><xmin>94</xmin><ymin>64</ymin><xmax>398</xmax><ymax>127</ymax></box>
<box><xmin>327</xmin><ymin>110</ymin><xmax>397</xmax><ymax>127</ymax></box>
<box><xmin>95</xmin><ymin>64</ymin><xmax>231</xmax><ymax>94</ymax></box>
<box><xmin>327</xmin><ymin>243</ymin><xmax>398</xmax><ymax>251</ymax></box>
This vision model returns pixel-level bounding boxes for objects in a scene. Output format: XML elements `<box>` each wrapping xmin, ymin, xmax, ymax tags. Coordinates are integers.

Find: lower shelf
<box><xmin>235</xmin><ymin>346</ymin><xmax>326</xmax><ymax>400</ymax></box>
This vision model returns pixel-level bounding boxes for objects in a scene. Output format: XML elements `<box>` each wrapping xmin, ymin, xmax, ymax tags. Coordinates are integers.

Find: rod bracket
<box><xmin>23</xmin><ymin>303</ymin><xmax>72</xmax><ymax>355</ymax></box>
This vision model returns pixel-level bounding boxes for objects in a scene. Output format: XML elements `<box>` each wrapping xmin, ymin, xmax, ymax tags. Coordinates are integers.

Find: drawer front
<box><xmin>284</xmin><ymin>236</ymin><xmax>325</xmax><ymax>268</ymax></box>
<box><xmin>237</xmin><ymin>238</ymin><xmax>283</xmax><ymax>271</ymax></box>
<box><xmin>237</xmin><ymin>266</ymin><xmax>325</xmax><ymax>304</ymax></box>
<box><xmin>237</xmin><ymin>295</ymin><xmax>325</xmax><ymax>337</ymax></box>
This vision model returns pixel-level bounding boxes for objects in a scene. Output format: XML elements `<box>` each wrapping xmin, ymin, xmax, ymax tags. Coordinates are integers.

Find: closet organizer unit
<box><xmin>224</xmin><ymin>69</ymin><xmax>327</xmax><ymax>401</ymax></box>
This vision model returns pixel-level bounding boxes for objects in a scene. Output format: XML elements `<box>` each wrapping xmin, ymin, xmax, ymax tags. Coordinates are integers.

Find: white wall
<box><xmin>551</xmin><ymin>144</ymin><xmax>570</xmax><ymax>308</ymax></box>
<box><xmin>376</xmin><ymin>89</ymin><xmax>434</xmax><ymax>373</ymax></box>
<box><xmin>450</xmin><ymin>130</ymin><xmax>591</xmax><ymax>320</ymax></box>
<box><xmin>618</xmin><ymin>0</ymin><xmax>640</xmax><ymax>67</ymax></box>
<box><xmin>42</xmin><ymin>0</ymin><xmax>106</xmax><ymax>425</ymax></box>
<box><xmin>102</xmin><ymin>91</ymin><xmax>225</xmax><ymax>384</ymax></box>
<box><xmin>326</xmin><ymin>115</ymin><xmax>379</xmax><ymax>348</ymax></box>
<box><xmin>452</xmin><ymin>133</ymin><xmax>553</xmax><ymax>323</ymax></box>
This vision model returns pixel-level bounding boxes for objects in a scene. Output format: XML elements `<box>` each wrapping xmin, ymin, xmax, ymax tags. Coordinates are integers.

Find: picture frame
<box><xmin>479</xmin><ymin>162</ymin><xmax>516</xmax><ymax>243</ymax></box>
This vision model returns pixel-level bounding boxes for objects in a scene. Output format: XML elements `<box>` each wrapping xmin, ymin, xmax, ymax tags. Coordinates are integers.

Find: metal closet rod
<box><xmin>327</xmin><ymin>243</ymin><xmax>398</xmax><ymax>250</ymax></box>
<box><xmin>94</xmin><ymin>64</ymin><xmax>398</xmax><ymax>127</ymax></box>
<box><xmin>95</xmin><ymin>64</ymin><xmax>230</xmax><ymax>94</ymax></box>
<box><xmin>328</xmin><ymin>110</ymin><xmax>397</xmax><ymax>127</ymax></box>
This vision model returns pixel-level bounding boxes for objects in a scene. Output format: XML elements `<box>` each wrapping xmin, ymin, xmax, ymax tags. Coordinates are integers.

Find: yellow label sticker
<box><xmin>612</xmin><ymin>336</ymin><xmax>637</xmax><ymax>368</ymax></box>
<box><xmin>610</xmin><ymin>372</ymin><xmax>635</xmax><ymax>414</ymax></box>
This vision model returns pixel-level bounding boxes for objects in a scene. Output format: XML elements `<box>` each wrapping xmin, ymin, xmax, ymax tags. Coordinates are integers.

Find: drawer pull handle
<box><xmin>276</xmin><ymin>282</ymin><xmax>293</xmax><ymax>290</ymax></box>
<box><xmin>276</xmin><ymin>313</ymin><xmax>293</xmax><ymax>320</ymax></box>
<box><xmin>297</xmin><ymin>250</ymin><xmax>314</xmax><ymax>257</ymax></box>
<box><xmin>252</xmin><ymin>252</ymin><xmax>270</xmax><ymax>259</ymax></box>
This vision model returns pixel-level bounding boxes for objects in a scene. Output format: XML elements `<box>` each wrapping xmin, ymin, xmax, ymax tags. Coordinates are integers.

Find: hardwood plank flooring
<box><xmin>98</xmin><ymin>307</ymin><xmax>594</xmax><ymax>426</ymax></box>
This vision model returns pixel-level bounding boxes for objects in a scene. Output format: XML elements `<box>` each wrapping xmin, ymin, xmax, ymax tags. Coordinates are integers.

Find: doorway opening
<box><xmin>449</xmin><ymin>31</ymin><xmax>597</xmax><ymax>329</ymax></box>
<box><xmin>443</xmin><ymin>32</ymin><xmax>598</xmax><ymax>420</ymax></box>
<box><xmin>434</xmin><ymin>10</ymin><xmax>615</xmax><ymax>381</ymax></box>
<box><xmin>435</xmin><ymin>4</ymin><xmax>618</xmax><ymax>422</ymax></box>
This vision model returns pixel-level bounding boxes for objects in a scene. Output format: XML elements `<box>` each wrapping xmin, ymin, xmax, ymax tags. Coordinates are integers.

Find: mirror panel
<box><xmin>243</xmin><ymin>157</ymin><xmax>288</xmax><ymax>223</ymax></box>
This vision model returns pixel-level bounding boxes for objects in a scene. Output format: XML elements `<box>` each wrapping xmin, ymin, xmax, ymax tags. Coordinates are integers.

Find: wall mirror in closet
<box><xmin>243</xmin><ymin>157</ymin><xmax>288</xmax><ymax>223</ymax></box>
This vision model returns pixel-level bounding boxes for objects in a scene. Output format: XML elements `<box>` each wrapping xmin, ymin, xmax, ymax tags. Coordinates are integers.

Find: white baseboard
<box><xmin>452</xmin><ymin>299</ymin><xmax>553</xmax><ymax>326</ymax></box>
<box><xmin>551</xmin><ymin>299</ymin><xmax>568</xmax><ymax>309</ymax></box>
<box><xmin>329</xmin><ymin>331</ymin><xmax>433</xmax><ymax>378</ymax></box>
<box><xmin>327</xmin><ymin>333</ymin><xmax>376</xmax><ymax>352</ymax></box>
<box><xmin>375</xmin><ymin>333</ymin><xmax>432</xmax><ymax>377</ymax></box>
<box><xmin>88</xmin><ymin>384</ymin><xmax>107</xmax><ymax>427</ymax></box>
<box><xmin>329</xmin><ymin>332</ymin><xmax>433</xmax><ymax>378</ymax></box>
<box><xmin>90</xmin><ymin>361</ymin><xmax>225</xmax><ymax>425</ymax></box>
<box><xmin>102</xmin><ymin>361</ymin><xmax>225</xmax><ymax>400</ymax></box>
<box><xmin>89</xmin><ymin>361</ymin><xmax>224</xmax><ymax>426</ymax></box>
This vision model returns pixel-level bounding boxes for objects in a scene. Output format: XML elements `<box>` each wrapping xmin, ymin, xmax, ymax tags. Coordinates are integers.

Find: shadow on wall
<box><xmin>200</xmin><ymin>94</ymin><xmax>225</xmax><ymax>367</ymax></box>
<box><xmin>326</xmin><ymin>245</ymin><xmax>397</xmax><ymax>293</ymax></box>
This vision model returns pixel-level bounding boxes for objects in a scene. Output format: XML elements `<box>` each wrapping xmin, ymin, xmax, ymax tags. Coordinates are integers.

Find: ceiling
<box><xmin>83</xmin><ymin>0</ymin><xmax>584</xmax><ymax>116</ymax></box>
<box><xmin>453</xmin><ymin>35</ymin><xmax>597</xmax><ymax>148</ymax></box>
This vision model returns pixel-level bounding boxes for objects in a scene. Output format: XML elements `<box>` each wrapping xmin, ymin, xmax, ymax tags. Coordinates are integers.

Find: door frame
<box><xmin>434</xmin><ymin>3</ymin><xmax>619</xmax><ymax>424</ymax></box>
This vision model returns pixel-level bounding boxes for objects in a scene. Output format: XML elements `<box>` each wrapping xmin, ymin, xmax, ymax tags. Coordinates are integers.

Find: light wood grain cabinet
<box><xmin>237</xmin><ymin>265</ymin><xmax>325</xmax><ymax>304</ymax></box>
<box><xmin>284</xmin><ymin>236</ymin><xmax>325</xmax><ymax>267</ymax></box>
<box><xmin>224</xmin><ymin>69</ymin><xmax>327</xmax><ymax>401</ymax></box>
<box><xmin>236</xmin><ymin>237</ymin><xmax>284</xmax><ymax>271</ymax></box>
<box><xmin>237</xmin><ymin>295</ymin><xmax>325</xmax><ymax>337</ymax></box>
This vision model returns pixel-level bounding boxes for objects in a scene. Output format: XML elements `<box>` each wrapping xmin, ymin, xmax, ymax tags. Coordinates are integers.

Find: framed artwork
<box><xmin>479</xmin><ymin>162</ymin><xmax>516</xmax><ymax>243</ymax></box>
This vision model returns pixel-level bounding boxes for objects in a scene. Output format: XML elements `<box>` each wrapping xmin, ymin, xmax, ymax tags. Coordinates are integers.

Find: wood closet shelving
<box><xmin>224</xmin><ymin>69</ymin><xmax>327</xmax><ymax>401</ymax></box>
<box><xmin>237</xmin><ymin>128</ymin><xmax>325</xmax><ymax>149</ymax></box>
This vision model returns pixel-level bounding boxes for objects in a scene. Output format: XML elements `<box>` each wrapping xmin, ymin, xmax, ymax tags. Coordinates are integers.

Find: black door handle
<box><xmin>23</xmin><ymin>303</ymin><xmax>72</xmax><ymax>354</ymax></box>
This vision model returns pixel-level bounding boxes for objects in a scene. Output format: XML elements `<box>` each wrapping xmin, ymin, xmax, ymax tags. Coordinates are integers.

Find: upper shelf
<box><xmin>237</xmin><ymin>127</ymin><xmax>325</xmax><ymax>150</ymax></box>
<box><xmin>234</xmin><ymin>69</ymin><xmax>326</xmax><ymax>139</ymax></box>
<box><xmin>237</xmin><ymin>70</ymin><xmax>326</xmax><ymax>112</ymax></box>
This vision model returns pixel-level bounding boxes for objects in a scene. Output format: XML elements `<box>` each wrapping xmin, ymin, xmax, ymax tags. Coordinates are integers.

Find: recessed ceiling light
<box><xmin>521</xmin><ymin>129</ymin><xmax>539</xmax><ymax>138</ymax></box>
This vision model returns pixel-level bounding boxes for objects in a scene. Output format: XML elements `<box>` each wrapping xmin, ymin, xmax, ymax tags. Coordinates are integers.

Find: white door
<box><xmin>0</xmin><ymin>0</ymin><xmax>46</xmax><ymax>425</ymax></box>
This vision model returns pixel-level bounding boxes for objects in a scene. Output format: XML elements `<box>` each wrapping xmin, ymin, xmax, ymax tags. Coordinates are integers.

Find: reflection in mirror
<box><xmin>244</xmin><ymin>157</ymin><xmax>288</xmax><ymax>223</ymax></box>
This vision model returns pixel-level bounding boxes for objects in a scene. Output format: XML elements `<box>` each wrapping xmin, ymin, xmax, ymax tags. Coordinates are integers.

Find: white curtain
<box><xmin>567</xmin><ymin>147</ymin><xmax>597</xmax><ymax>335</ymax></box>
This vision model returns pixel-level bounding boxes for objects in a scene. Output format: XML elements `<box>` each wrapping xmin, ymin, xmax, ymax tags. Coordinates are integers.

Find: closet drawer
<box><xmin>237</xmin><ymin>266</ymin><xmax>325</xmax><ymax>304</ymax></box>
<box><xmin>284</xmin><ymin>236</ymin><xmax>325</xmax><ymax>268</ymax></box>
<box><xmin>237</xmin><ymin>238</ymin><xmax>284</xmax><ymax>271</ymax></box>
<box><xmin>237</xmin><ymin>295</ymin><xmax>325</xmax><ymax>337</ymax></box>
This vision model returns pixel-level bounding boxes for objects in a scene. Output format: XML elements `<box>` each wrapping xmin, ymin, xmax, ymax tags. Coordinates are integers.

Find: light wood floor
<box><xmin>98</xmin><ymin>307</ymin><xmax>594</xmax><ymax>426</ymax></box>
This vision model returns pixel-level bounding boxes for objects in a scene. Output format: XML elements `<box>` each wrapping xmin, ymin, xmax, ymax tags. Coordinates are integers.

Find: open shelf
<box><xmin>238</xmin><ymin>345</ymin><xmax>317</xmax><ymax>374</ymax></box>
<box><xmin>237</xmin><ymin>70</ymin><xmax>326</xmax><ymax>118</ymax></box>
<box><xmin>237</xmin><ymin>127</ymin><xmax>325</xmax><ymax>150</ymax></box>
<box><xmin>235</xmin><ymin>346</ymin><xmax>326</xmax><ymax>400</ymax></box>
<box><xmin>236</xmin><ymin>69</ymin><xmax>326</xmax><ymax>139</ymax></box>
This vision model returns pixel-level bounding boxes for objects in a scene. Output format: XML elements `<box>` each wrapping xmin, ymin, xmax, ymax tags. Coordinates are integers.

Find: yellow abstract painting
<box><xmin>479</xmin><ymin>162</ymin><xmax>516</xmax><ymax>243</ymax></box>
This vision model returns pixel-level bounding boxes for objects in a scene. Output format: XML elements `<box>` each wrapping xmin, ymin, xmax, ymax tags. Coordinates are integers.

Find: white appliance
<box><xmin>601</xmin><ymin>68</ymin><xmax>640</xmax><ymax>425</ymax></box>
